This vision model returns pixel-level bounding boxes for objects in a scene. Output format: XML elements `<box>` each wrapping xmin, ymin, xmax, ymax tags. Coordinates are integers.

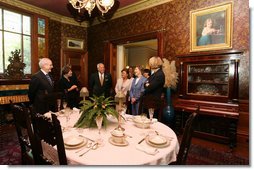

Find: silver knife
<box><xmin>79</xmin><ymin>135</ymin><xmax>95</xmax><ymax>142</ymax></box>
<box><xmin>138</xmin><ymin>135</ymin><xmax>148</xmax><ymax>144</ymax></box>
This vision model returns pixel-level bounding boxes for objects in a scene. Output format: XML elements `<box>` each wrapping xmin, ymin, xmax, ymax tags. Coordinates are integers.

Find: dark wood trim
<box><xmin>105</xmin><ymin>30</ymin><xmax>165</xmax><ymax>86</ymax></box>
<box><xmin>0</xmin><ymin>79</ymin><xmax>30</xmax><ymax>85</ymax></box>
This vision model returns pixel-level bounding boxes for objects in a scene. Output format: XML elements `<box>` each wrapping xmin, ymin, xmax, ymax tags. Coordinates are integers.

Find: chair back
<box><xmin>10</xmin><ymin>102</ymin><xmax>38</xmax><ymax>164</ymax></box>
<box><xmin>32</xmin><ymin>113</ymin><xmax>67</xmax><ymax>165</ymax></box>
<box><xmin>176</xmin><ymin>107</ymin><xmax>199</xmax><ymax>165</ymax></box>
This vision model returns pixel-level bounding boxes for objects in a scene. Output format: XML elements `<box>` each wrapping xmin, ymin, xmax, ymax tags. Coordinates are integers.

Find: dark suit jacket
<box><xmin>89</xmin><ymin>72</ymin><xmax>112</xmax><ymax>98</ymax></box>
<box><xmin>28</xmin><ymin>70</ymin><xmax>54</xmax><ymax>114</ymax></box>
<box><xmin>144</xmin><ymin>68</ymin><xmax>165</xmax><ymax>100</ymax></box>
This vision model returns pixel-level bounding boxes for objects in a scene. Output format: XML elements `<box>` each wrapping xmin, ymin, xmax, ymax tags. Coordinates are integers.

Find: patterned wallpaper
<box><xmin>48</xmin><ymin>20</ymin><xmax>62</xmax><ymax>84</ymax></box>
<box><xmin>88</xmin><ymin>0</ymin><xmax>249</xmax><ymax>100</ymax></box>
<box><xmin>48</xmin><ymin>21</ymin><xmax>88</xmax><ymax>84</ymax></box>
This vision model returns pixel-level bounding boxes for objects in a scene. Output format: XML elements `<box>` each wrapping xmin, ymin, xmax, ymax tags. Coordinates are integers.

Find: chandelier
<box><xmin>68</xmin><ymin>0</ymin><xmax>115</xmax><ymax>16</ymax></box>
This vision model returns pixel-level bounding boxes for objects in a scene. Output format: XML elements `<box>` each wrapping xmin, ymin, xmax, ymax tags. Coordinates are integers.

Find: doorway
<box><xmin>61</xmin><ymin>49</ymin><xmax>88</xmax><ymax>87</ymax></box>
<box><xmin>104</xmin><ymin>30</ymin><xmax>164</xmax><ymax>85</ymax></box>
<box><xmin>116</xmin><ymin>39</ymin><xmax>158</xmax><ymax>79</ymax></box>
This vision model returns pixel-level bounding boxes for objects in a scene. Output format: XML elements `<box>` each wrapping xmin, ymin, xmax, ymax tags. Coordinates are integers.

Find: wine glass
<box><xmin>148</xmin><ymin>108</ymin><xmax>154</xmax><ymax>122</ymax></box>
<box><xmin>62</xmin><ymin>100</ymin><xmax>68</xmax><ymax>110</ymax></box>
<box><xmin>140</xmin><ymin>114</ymin><xmax>147</xmax><ymax>129</ymax></box>
<box><xmin>95</xmin><ymin>116</ymin><xmax>104</xmax><ymax>145</ymax></box>
<box><xmin>64</xmin><ymin>110</ymin><xmax>71</xmax><ymax>130</ymax></box>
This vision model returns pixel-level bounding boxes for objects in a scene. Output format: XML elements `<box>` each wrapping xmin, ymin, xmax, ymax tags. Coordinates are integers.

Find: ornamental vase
<box><xmin>162</xmin><ymin>88</ymin><xmax>175</xmax><ymax>129</ymax></box>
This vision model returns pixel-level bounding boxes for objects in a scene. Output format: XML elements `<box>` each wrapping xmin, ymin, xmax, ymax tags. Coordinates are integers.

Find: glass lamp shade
<box><xmin>80</xmin><ymin>87</ymin><xmax>89</xmax><ymax>97</ymax></box>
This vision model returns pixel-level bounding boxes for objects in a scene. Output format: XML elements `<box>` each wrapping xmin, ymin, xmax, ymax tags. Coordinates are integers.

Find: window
<box><xmin>0</xmin><ymin>8</ymin><xmax>31</xmax><ymax>74</ymax></box>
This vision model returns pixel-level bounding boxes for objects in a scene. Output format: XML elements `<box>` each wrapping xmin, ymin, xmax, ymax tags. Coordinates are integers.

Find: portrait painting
<box><xmin>190</xmin><ymin>2</ymin><xmax>233</xmax><ymax>52</ymax></box>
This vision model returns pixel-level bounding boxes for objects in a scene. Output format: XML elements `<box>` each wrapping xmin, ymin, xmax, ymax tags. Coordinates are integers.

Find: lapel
<box><xmin>39</xmin><ymin>71</ymin><xmax>53</xmax><ymax>87</ymax></box>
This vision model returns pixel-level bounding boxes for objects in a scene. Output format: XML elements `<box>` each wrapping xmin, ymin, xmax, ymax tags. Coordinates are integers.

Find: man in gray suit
<box><xmin>28</xmin><ymin>58</ymin><xmax>55</xmax><ymax>114</ymax></box>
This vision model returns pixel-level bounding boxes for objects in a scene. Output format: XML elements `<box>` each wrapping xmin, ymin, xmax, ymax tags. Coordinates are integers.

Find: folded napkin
<box><xmin>136</xmin><ymin>144</ymin><xmax>159</xmax><ymax>155</ymax></box>
<box><xmin>152</xmin><ymin>118</ymin><xmax>158</xmax><ymax>123</ymax></box>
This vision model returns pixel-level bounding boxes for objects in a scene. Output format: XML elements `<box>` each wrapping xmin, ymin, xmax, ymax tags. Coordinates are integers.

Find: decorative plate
<box><xmin>64</xmin><ymin>135</ymin><xmax>86</xmax><ymax>146</ymax></box>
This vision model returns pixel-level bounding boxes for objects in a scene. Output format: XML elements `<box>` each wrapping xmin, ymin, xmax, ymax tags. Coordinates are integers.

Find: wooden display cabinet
<box><xmin>174</xmin><ymin>50</ymin><xmax>242</xmax><ymax>148</ymax></box>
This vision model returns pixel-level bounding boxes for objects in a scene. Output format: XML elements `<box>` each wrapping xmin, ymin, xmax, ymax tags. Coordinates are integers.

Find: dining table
<box><xmin>46</xmin><ymin>109</ymin><xmax>180</xmax><ymax>165</ymax></box>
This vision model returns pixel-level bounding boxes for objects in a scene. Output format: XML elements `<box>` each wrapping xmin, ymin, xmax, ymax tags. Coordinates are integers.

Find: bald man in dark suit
<box><xmin>28</xmin><ymin>58</ymin><xmax>55</xmax><ymax>114</ymax></box>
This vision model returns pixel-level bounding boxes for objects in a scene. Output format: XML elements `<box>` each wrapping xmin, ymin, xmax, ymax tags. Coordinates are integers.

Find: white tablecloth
<box><xmin>56</xmin><ymin>112</ymin><xmax>179</xmax><ymax>165</ymax></box>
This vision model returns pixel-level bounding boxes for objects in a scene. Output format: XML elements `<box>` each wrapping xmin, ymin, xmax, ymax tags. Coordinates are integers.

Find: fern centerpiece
<box><xmin>74</xmin><ymin>95</ymin><xmax>118</xmax><ymax>128</ymax></box>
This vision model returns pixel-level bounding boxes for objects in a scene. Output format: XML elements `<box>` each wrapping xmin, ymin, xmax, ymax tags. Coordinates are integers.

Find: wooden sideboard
<box><xmin>174</xmin><ymin>50</ymin><xmax>242</xmax><ymax>148</ymax></box>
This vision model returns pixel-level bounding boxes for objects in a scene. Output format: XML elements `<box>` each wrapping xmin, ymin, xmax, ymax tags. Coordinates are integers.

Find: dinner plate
<box><xmin>108</xmin><ymin>137</ymin><xmax>129</xmax><ymax>147</ymax></box>
<box><xmin>64</xmin><ymin>140</ymin><xmax>87</xmax><ymax>149</ymax></box>
<box><xmin>148</xmin><ymin>135</ymin><xmax>167</xmax><ymax>145</ymax></box>
<box><xmin>145</xmin><ymin>136</ymin><xmax>170</xmax><ymax>148</ymax></box>
<box><xmin>64</xmin><ymin>135</ymin><xmax>85</xmax><ymax>146</ymax></box>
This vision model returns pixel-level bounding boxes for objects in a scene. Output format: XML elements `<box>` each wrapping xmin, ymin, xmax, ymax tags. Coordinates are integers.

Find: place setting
<box><xmin>108</xmin><ymin>128</ymin><xmax>129</xmax><ymax>147</ymax></box>
<box><xmin>63</xmin><ymin>135</ymin><xmax>88</xmax><ymax>149</ymax></box>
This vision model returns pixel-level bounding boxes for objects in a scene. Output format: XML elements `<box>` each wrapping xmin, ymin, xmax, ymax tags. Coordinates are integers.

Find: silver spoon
<box><xmin>79</xmin><ymin>143</ymin><xmax>98</xmax><ymax>157</ymax></box>
<box><xmin>75</xmin><ymin>142</ymin><xmax>92</xmax><ymax>153</ymax></box>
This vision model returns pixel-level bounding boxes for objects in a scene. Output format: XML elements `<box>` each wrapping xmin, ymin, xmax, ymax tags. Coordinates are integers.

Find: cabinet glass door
<box><xmin>187</xmin><ymin>63</ymin><xmax>229</xmax><ymax>96</ymax></box>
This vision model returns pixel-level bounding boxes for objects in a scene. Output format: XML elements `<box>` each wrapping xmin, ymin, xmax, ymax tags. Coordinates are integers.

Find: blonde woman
<box><xmin>143</xmin><ymin>56</ymin><xmax>165</xmax><ymax>118</ymax></box>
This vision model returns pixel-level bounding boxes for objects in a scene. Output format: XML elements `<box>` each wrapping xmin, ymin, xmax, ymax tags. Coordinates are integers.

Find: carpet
<box><xmin>0</xmin><ymin>124</ymin><xmax>249</xmax><ymax>165</ymax></box>
<box><xmin>186</xmin><ymin>144</ymin><xmax>249</xmax><ymax>165</ymax></box>
<box><xmin>0</xmin><ymin>124</ymin><xmax>21</xmax><ymax>165</ymax></box>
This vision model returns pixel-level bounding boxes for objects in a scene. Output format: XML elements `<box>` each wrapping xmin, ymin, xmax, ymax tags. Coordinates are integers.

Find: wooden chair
<box><xmin>10</xmin><ymin>101</ymin><xmax>38</xmax><ymax>165</ymax></box>
<box><xmin>32</xmin><ymin>113</ymin><xmax>67</xmax><ymax>165</ymax></box>
<box><xmin>173</xmin><ymin>107</ymin><xmax>199</xmax><ymax>165</ymax></box>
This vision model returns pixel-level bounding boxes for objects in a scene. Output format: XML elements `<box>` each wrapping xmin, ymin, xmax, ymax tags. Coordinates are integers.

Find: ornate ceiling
<box><xmin>19</xmin><ymin>0</ymin><xmax>142</xmax><ymax>18</ymax></box>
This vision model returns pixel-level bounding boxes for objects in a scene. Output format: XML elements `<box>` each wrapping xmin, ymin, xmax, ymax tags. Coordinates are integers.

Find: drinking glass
<box><xmin>148</xmin><ymin>108</ymin><xmax>154</xmax><ymax>122</ymax></box>
<box><xmin>95</xmin><ymin>116</ymin><xmax>104</xmax><ymax>145</ymax></box>
<box><xmin>62</xmin><ymin>100</ymin><xmax>68</xmax><ymax>110</ymax></box>
<box><xmin>141</xmin><ymin>114</ymin><xmax>147</xmax><ymax>129</ymax></box>
<box><xmin>65</xmin><ymin>111</ymin><xmax>71</xmax><ymax>130</ymax></box>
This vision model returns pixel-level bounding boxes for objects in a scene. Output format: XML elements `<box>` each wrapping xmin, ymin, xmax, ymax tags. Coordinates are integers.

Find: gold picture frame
<box><xmin>190</xmin><ymin>2</ymin><xmax>233</xmax><ymax>52</ymax></box>
<box><xmin>67</xmin><ymin>38</ymin><xmax>84</xmax><ymax>50</ymax></box>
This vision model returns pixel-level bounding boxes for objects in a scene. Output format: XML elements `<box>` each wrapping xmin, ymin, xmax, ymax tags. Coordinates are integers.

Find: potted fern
<box><xmin>74</xmin><ymin>95</ymin><xmax>118</xmax><ymax>128</ymax></box>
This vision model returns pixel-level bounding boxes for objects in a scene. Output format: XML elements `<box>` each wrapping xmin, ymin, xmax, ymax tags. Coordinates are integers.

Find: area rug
<box><xmin>0</xmin><ymin>124</ymin><xmax>22</xmax><ymax>165</ymax></box>
<box><xmin>186</xmin><ymin>144</ymin><xmax>249</xmax><ymax>165</ymax></box>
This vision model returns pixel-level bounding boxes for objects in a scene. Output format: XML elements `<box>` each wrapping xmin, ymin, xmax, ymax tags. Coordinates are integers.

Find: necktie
<box><xmin>100</xmin><ymin>73</ymin><xmax>104</xmax><ymax>86</ymax></box>
<box><xmin>46</xmin><ymin>74</ymin><xmax>53</xmax><ymax>86</ymax></box>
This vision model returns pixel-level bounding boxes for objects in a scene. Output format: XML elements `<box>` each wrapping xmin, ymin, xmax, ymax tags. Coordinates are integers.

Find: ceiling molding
<box><xmin>93</xmin><ymin>0</ymin><xmax>173</xmax><ymax>25</ymax></box>
<box><xmin>0</xmin><ymin>0</ymin><xmax>88</xmax><ymax>27</ymax></box>
<box><xmin>1</xmin><ymin>0</ymin><xmax>173</xmax><ymax>27</ymax></box>
<box><xmin>115</xmin><ymin>0</ymin><xmax>173</xmax><ymax>19</ymax></box>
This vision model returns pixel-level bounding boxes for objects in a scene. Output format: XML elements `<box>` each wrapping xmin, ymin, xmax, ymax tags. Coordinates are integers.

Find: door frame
<box><xmin>61</xmin><ymin>49</ymin><xmax>88</xmax><ymax>87</ymax></box>
<box><xmin>104</xmin><ymin>30</ymin><xmax>164</xmax><ymax>86</ymax></box>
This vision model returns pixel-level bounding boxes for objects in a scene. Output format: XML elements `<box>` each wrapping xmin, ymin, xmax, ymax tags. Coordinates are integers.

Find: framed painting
<box><xmin>67</xmin><ymin>38</ymin><xmax>84</xmax><ymax>50</ymax></box>
<box><xmin>190</xmin><ymin>2</ymin><xmax>233</xmax><ymax>52</ymax></box>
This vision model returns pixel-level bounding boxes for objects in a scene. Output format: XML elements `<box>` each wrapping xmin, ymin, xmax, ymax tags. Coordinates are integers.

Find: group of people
<box><xmin>28</xmin><ymin>56</ymin><xmax>165</xmax><ymax>118</ymax></box>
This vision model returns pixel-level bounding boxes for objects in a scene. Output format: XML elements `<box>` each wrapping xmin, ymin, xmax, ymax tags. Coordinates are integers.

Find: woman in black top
<box><xmin>59</xmin><ymin>65</ymin><xmax>79</xmax><ymax>109</ymax></box>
